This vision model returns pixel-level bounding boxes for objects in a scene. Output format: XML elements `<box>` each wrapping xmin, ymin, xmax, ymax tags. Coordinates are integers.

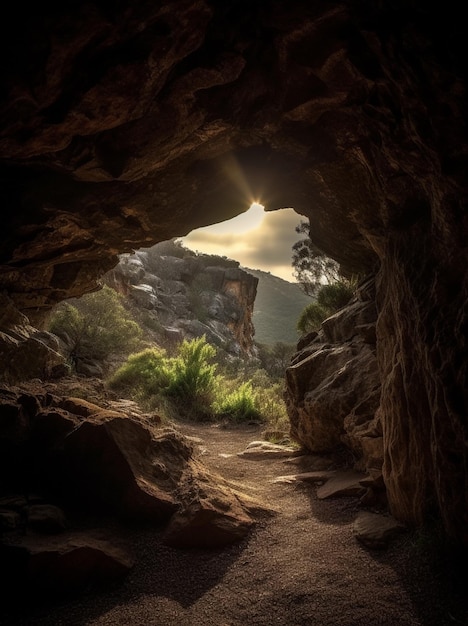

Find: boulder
<box><xmin>1</xmin><ymin>532</ymin><xmax>134</xmax><ymax>596</ymax></box>
<box><xmin>353</xmin><ymin>511</ymin><xmax>407</xmax><ymax>550</ymax></box>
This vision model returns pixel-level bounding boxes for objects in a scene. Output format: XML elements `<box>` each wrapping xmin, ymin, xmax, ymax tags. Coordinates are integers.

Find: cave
<box><xmin>0</xmin><ymin>0</ymin><xmax>467</xmax><ymax>610</ymax></box>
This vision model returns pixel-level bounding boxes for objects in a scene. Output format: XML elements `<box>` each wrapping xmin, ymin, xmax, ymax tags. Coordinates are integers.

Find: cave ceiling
<box><xmin>0</xmin><ymin>0</ymin><xmax>466</xmax><ymax>316</ymax></box>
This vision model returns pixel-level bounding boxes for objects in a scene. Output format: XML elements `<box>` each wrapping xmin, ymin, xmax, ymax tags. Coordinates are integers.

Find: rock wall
<box><xmin>0</xmin><ymin>1</ymin><xmax>467</xmax><ymax>543</ymax></box>
<box><xmin>104</xmin><ymin>241</ymin><xmax>258</xmax><ymax>356</ymax></box>
<box><xmin>286</xmin><ymin>277</ymin><xmax>382</xmax><ymax>476</ymax></box>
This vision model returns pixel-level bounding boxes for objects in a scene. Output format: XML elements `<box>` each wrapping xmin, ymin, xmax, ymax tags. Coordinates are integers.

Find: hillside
<box><xmin>242</xmin><ymin>268</ymin><xmax>313</xmax><ymax>346</ymax></box>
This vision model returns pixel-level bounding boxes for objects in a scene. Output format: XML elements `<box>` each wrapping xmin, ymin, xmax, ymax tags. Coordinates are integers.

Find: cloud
<box><xmin>182</xmin><ymin>207</ymin><xmax>303</xmax><ymax>282</ymax></box>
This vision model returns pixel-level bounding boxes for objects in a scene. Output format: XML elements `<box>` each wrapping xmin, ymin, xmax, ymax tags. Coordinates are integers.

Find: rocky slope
<box><xmin>104</xmin><ymin>240</ymin><xmax>258</xmax><ymax>357</ymax></box>
<box><xmin>285</xmin><ymin>276</ymin><xmax>384</xmax><ymax>503</ymax></box>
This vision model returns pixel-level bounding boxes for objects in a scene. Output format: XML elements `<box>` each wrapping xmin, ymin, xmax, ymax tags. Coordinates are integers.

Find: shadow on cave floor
<box><xmin>2</xmin><ymin>420</ymin><xmax>467</xmax><ymax>626</ymax></box>
<box><xmin>0</xmin><ymin>515</ymin><xmax>252</xmax><ymax>626</ymax></box>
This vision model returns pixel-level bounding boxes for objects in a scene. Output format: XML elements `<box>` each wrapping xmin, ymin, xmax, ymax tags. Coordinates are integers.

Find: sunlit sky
<box><xmin>180</xmin><ymin>203</ymin><xmax>304</xmax><ymax>282</ymax></box>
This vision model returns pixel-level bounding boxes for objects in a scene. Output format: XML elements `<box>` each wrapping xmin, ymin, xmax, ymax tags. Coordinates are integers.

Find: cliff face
<box><xmin>0</xmin><ymin>1</ymin><xmax>467</xmax><ymax>544</ymax></box>
<box><xmin>105</xmin><ymin>241</ymin><xmax>258</xmax><ymax>357</ymax></box>
<box><xmin>285</xmin><ymin>277</ymin><xmax>383</xmax><ymax>487</ymax></box>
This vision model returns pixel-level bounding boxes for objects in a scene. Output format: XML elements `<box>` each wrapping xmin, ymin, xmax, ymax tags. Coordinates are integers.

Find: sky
<box><xmin>180</xmin><ymin>204</ymin><xmax>305</xmax><ymax>282</ymax></box>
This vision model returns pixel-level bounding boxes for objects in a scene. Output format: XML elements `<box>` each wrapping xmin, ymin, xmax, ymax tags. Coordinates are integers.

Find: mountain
<box><xmin>242</xmin><ymin>268</ymin><xmax>313</xmax><ymax>346</ymax></box>
<box><xmin>104</xmin><ymin>241</ymin><xmax>259</xmax><ymax>357</ymax></box>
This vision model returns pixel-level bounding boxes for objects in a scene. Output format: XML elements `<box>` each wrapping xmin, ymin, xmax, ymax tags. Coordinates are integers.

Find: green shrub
<box><xmin>161</xmin><ymin>336</ymin><xmax>218</xmax><ymax>421</ymax></box>
<box><xmin>47</xmin><ymin>285</ymin><xmax>142</xmax><ymax>360</ymax></box>
<box><xmin>296</xmin><ymin>279</ymin><xmax>356</xmax><ymax>335</ymax></box>
<box><xmin>107</xmin><ymin>347</ymin><xmax>170</xmax><ymax>394</ymax></box>
<box><xmin>256</xmin><ymin>342</ymin><xmax>295</xmax><ymax>379</ymax></box>
<box><xmin>108</xmin><ymin>336</ymin><xmax>218</xmax><ymax>421</ymax></box>
<box><xmin>317</xmin><ymin>281</ymin><xmax>354</xmax><ymax>311</ymax></box>
<box><xmin>107</xmin><ymin>336</ymin><xmax>292</xmax><ymax>429</ymax></box>
<box><xmin>48</xmin><ymin>302</ymin><xmax>84</xmax><ymax>343</ymax></box>
<box><xmin>214</xmin><ymin>381</ymin><xmax>260</xmax><ymax>422</ymax></box>
<box><xmin>297</xmin><ymin>302</ymin><xmax>329</xmax><ymax>334</ymax></box>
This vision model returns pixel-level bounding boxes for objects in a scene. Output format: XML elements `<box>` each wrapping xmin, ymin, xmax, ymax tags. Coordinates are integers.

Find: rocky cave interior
<box><xmin>0</xmin><ymin>0</ymin><xmax>467</xmax><ymax>605</ymax></box>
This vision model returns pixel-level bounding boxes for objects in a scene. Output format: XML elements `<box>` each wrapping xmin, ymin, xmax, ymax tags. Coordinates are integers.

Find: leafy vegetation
<box><xmin>47</xmin><ymin>243</ymin><xmax>297</xmax><ymax>439</ymax></box>
<box><xmin>108</xmin><ymin>335</ymin><xmax>290</xmax><ymax>429</ymax></box>
<box><xmin>214</xmin><ymin>381</ymin><xmax>260</xmax><ymax>423</ymax></box>
<box><xmin>296</xmin><ymin>280</ymin><xmax>355</xmax><ymax>334</ymax></box>
<box><xmin>292</xmin><ymin>220</ymin><xmax>343</xmax><ymax>296</ymax></box>
<box><xmin>47</xmin><ymin>285</ymin><xmax>142</xmax><ymax>363</ymax></box>
<box><xmin>292</xmin><ymin>219</ymin><xmax>357</xmax><ymax>334</ymax></box>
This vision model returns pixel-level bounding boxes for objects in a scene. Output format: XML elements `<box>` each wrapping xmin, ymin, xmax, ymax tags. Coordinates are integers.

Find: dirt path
<box><xmin>3</xmin><ymin>421</ymin><xmax>468</xmax><ymax>626</ymax></box>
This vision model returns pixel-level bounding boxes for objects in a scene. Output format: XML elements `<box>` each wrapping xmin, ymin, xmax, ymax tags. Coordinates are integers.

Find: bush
<box><xmin>256</xmin><ymin>342</ymin><xmax>295</xmax><ymax>379</ymax></box>
<box><xmin>317</xmin><ymin>281</ymin><xmax>354</xmax><ymax>311</ymax></box>
<box><xmin>107</xmin><ymin>336</ymin><xmax>291</xmax><ymax>429</ymax></box>
<box><xmin>107</xmin><ymin>347</ymin><xmax>170</xmax><ymax>395</ymax></box>
<box><xmin>296</xmin><ymin>279</ymin><xmax>355</xmax><ymax>335</ymax></box>
<box><xmin>214</xmin><ymin>381</ymin><xmax>260</xmax><ymax>423</ymax></box>
<box><xmin>47</xmin><ymin>285</ymin><xmax>142</xmax><ymax>361</ymax></box>
<box><xmin>297</xmin><ymin>302</ymin><xmax>329</xmax><ymax>334</ymax></box>
<box><xmin>108</xmin><ymin>335</ymin><xmax>218</xmax><ymax>421</ymax></box>
<box><xmin>164</xmin><ymin>336</ymin><xmax>217</xmax><ymax>402</ymax></box>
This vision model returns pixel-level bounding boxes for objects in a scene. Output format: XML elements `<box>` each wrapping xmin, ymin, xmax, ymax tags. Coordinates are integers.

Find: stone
<box><xmin>164</xmin><ymin>462</ymin><xmax>254</xmax><ymax>549</ymax></box>
<box><xmin>27</xmin><ymin>504</ymin><xmax>67</xmax><ymax>534</ymax></box>
<box><xmin>1</xmin><ymin>532</ymin><xmax>134</xmax><ymax>595</ymax></box>
<box><xmin>0</xmin><ymin>387</ymin><xmax>258</xmax><ymax>562</ymax></box>
<box><xmin>316</xmin><ymin>470</ymin><xmax>367</xmax><ymax>499</ymax></box>
<box><xmin>282</xmin><ymin>455</ymin><xmax>334</xmax><ymax>471</ymax></box>
<box><xmin>353</xmin><ymin>511</ymin><xmax>407</xmax><ymax>550</ymax></box>
<box><xmin>237</xmin><ymin>441</ymin><xmax>297</xmax><ymax>460</ymax></box>
<box><xmin>272</xmin><ymin>471</ymin><xmax>336</xmax><ymax>485</ymax></box>
<box><xmin>105</xmin><ymin>241</ymin><xmax>258</xmax><ymax>358</ymax></box>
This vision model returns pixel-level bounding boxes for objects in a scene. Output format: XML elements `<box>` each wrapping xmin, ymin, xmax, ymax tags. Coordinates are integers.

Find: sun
<box><xmin>192</xmin><ymin>202</ymin><xmax>265</xmax><ymax>236</ymax></box>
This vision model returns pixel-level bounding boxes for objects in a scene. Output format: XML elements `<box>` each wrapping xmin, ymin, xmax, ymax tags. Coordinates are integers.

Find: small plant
<box><xmin>296</xmin><ymin>279</ymin><xmax>355</xmax><ymax>335</ymax></box>
<box><xmin>214</xmin><ymin>381</ymin><xmax>261</xmax><ymax>423</ymax></box>
<box><xmin>296</xmin><ymin>302</ymin><xmax>329</xmax><ymax>334</ymax></box>
<box><xmin>107</xmin><ymin>347</ymin><xmax>170</xmax><ymax>395</ymax></box>
<box><xmin>317</xmin><ymin>281</ymin><xmax>354</xmax><ymax>311</ymax></box>
<box><xmin>107</xmin><ymin>335</ymin><xmax>218</xmax><ymax>421</ymax></box>
<box><xmin>164</xmin><ymin>336</ymin><xmax>217</xmax><ymax>402</ymax></box>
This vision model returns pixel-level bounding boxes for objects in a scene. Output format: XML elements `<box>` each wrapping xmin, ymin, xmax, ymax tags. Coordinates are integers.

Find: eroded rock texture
<box><xmin>0</xmin><ymin>2</ymin><xmax>467</xmax><ymax>542</ymax></box>
<box><xmin>286</xmin><ymin>277</ymin><xmax>382</xmax><ymax>474</ymax></box>
<box><xmin>105</xmin><ymin>240</ymin><xmax>258</xmax><ymax>356</ymax></box>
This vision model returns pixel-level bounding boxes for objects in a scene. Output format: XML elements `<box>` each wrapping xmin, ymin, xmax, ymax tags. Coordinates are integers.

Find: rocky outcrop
<box><xmin>0</xmin><ymin>386</ymin><xmax>257</xmax><ymax>595</ymax></box>
<box><xmin>286</xmin><ymin>277</ymin><xmax>382</xmax><ymax>477</ymax></box>
<box><xmin>104</xmin><ymin>241</ymin><xmax>258</xmax><ymax>356</ymax></box>
<box><xmin>0</xmin><ymin>1</ymin><xmax>467</xmax><ymax>544</ymax></box>
<box><xmin>0</xmin><ymin>294</ymin><xmax>68</xmax><ymax>384</ymax></box>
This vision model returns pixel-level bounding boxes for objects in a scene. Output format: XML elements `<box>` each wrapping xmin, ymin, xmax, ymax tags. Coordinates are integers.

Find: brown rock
<box><xmin>1</xmin><ymin>532</ymin><xmax>134</xmax><ymax>595</ymax></box>
<box><xmin>316</xmin><ymin>470</ymin><xmax>367</xmax><ymax>499</ymax></box>
<box><xmin>272</xmin><ymin>471</ymin><xmax>336</xmax><ymax>485</ymax></box>
<box><xmin>237</xmin><ymin>441</ymin><xmax>297</xmax><ymax>460</ymax></box>
<box><xmin>353</xmin><ymin>511</ymin><xmax>406</xmax><ymax>550</ymax></box>
<box><xmin>27</xmin><ymin>504</ymin><xmax>67</xmax><ymax>534</ymax></box>
<box><xmin>164</xmin><ymin>461</ymin><xmax>254</xmax><ymax>549</ymax></box>
<box><xmin>61</xmin><ymin>419</ymin><xmax>181</xmax><ymax>521</ymax></box>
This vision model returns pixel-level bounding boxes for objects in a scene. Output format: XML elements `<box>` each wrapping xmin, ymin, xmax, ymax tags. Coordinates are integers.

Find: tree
<box><xmin>292</xmin><ymin>220</ymin><xmax>341</xmax><ymax>296</ymax></box>
<box><xmin>47</xmin><ymin>285</ymin><xmax>142</xmax><ymax>362</ymax></box>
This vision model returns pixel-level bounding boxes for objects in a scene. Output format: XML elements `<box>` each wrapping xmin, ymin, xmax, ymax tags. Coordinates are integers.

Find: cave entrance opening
<box><xmin>181</xmin><ymin>202</ymin><xmax>304</xmax><ymax>284</ymax></box>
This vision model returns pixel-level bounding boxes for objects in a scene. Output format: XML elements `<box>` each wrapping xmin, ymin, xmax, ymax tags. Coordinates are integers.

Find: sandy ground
<box><xmin>2</xmin><ymin>419</ymin><xmax>468</xmax><ymax>626</ymax></box>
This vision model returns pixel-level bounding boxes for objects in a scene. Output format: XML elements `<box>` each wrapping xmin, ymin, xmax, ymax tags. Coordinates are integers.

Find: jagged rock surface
<box><xmin>104</xmin><ymin>241</ymin><xmax>258</xmax><ymax>356</ymax></box>
<box><xmin>0</xmin><ymin>1</ymin><xmax>467</xmax><ymax>545</ymax></box>
<box><xmin>0</xmin><ymin>385</ymin><xmax>256</xmax><ymax>592</ymax></box>
<box><xmin>286</xmin><ymin>277</ymin><xmax>382</xmax><ymax>474</ymax></box>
